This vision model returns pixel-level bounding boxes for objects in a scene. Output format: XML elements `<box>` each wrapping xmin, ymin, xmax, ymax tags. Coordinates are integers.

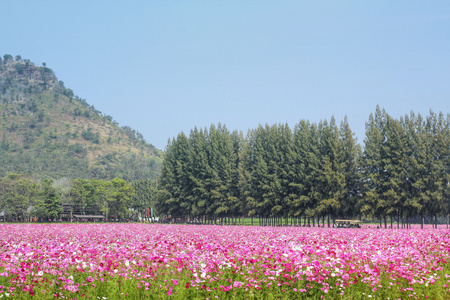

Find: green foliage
<box><xmin>107</xmin><ymin>178</ymin><xmax>134</xmax><ymax>219</ymax></box>
<box><xmin>0</xmin><ymin>174</ymin><xmax>138</xmax><ymax>220</ymax></box>
<box><xmin>0</xmin><ymin>173</ymin><xmax>38</xmax><ymax>221</ymax></box>
<box><xmin>35</xmin><ymin>178</ymin><xmax>63</xmax><ymax>220</ymax></box>
<box><xmin>131</xmin><ymin>178</ymin><xmax>157</xmax><ymax>213</ymax></box>
<box><xmin>156</xmin><ymin>109</ymin><xmax>449</xmax><ymax>226</ymax></box>
<box><xmin>359</xmin><ymin>107</ymin><xmax>450</xmax><ymax>227</ymax></box>
<box><xmin>81</xmin><ymin>128</ymin><xmax>99</xmax><ymax>143</ymax></box>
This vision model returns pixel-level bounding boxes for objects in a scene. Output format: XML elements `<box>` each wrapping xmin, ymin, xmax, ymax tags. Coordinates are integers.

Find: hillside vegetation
<box><xmin>0</xmin><ymin>54</ymin><xmax>162</xmax><ymax>180</ymax></box>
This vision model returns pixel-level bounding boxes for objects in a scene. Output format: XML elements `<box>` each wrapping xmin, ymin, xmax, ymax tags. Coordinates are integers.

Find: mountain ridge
<box><xmin>0</xmin><ymin>54</ymin><xmax>162</xmax><ymax>180</ymax></box>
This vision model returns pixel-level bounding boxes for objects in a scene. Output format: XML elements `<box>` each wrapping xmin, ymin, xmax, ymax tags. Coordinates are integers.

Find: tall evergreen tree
<box><xmin>360</xmin><ymin>107</ymin><xmax>389</xmax><ymax>226</ymax></box>
<box><xmin>421</xmin><ymin>112</ymin><xmax>449</xmax><ymax>227</ymax></box>
<box><xmin>206</xmin><ymin>124</ymin><xmax>234</xmax><ymax>218</ymax></box>
<box><xmin>338</xmin><ymin>116</ymin><xmax>361</xmax><ymax>218</ymax></box>
<box><xmin>157</xmin><ymin>133</ymin><xmax>191</xmax><ymax>217</ymax></box>
<box><xmin>316</xmin><ymin>117</ymin><xmax>345</xmax><ymax>226</ymax></box>
<box><xmin>229</xmin><ymin>130</ymin><xmax>247</xmax><ymax>220</ymax></box>
<box><xmin>245</xmin><ymin>125</ymin><xmax>273</xmax><ymax>220</ymax></box>
<box><xmin>382</xmin><ymin>115</ymin><xmax>408</xmax><ymax>227</ymax></box>
<box><xmin>131</xmin><ymin>178</ymin><xmax>157</xmax><ymax>218</ymax></box>
<box><xmin>187</xmin><ymin>127</ymin><xmax>211</xmax><ymax>218</ymax></box>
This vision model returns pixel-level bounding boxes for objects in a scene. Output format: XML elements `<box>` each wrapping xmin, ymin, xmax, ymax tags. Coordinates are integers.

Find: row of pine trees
<box><xmin>156</xmin><ymin>107</ymin><xmax>450</xmax><ymax>227</ymax></box>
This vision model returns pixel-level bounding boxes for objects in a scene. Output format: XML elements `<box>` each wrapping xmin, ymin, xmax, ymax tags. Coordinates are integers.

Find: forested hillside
<box><xmin>0</xmin><ymin>54</ymin><xmax>162</xmax><ymax>180</ymax></box>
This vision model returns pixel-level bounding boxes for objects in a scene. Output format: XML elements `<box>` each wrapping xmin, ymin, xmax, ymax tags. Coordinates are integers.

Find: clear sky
<box><xmin>1</xmin><ymin>1</ymin><xmax>449</xmax><ymax>150</ymax></box>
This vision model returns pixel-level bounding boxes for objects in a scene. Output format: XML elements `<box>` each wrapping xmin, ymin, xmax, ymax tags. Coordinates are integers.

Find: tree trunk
<box><xmin>435</xmin><ymin>213</ymin><xmax>438</xmax><ymax>229</ymax></box>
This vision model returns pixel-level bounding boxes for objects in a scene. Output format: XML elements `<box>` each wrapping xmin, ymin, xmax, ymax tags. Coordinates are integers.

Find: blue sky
<box><xmin>1</xmin><ymin>1</ymin><xmax>449</xmax><ymax>150</ymax></box>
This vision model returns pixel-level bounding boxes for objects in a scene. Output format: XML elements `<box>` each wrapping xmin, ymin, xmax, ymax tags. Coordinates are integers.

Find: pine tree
<box><xmin>316</xmin><ymin>117</ymin><xmax>345</xmax><ymax>226</ymax></box>
<box><xmin>131</xmin><ymin>178</ymin><xmax>156</xmax><ymax>219</ymax></box>
<box><xmin>422</xmin><ymin>112</ymin><xmax>449</xmax><ymax>227</ymax></box>
<box><xmin>230</xmin><ymin>130</ymin><xmax>247</xmax><ymax>220</ymax></box>
<box><xmin>382</xmin><ymin>115</ymin><xmax>408</xmax><ymax>227</ymax></box>
<box><xmin>304</xmin><ymin>122</ymin><xmax>321</xmax><ymax>226</ymax></box>
<box><xmin>206</xmin><ymin>124</ymin><xmax>234</xmax><ymax>219</ymax></box>
<box><xmin>409</xmin><ymin>113</ymin><xmax>428</xmax><ymax>227</ymax></box>
<box><xmin>338</xmin><ymin>116</ymin><xmax>361</xmax><ymax>218</ymax></box>
<box><xmin>245</xmin><ymin>125</ymin><xmax>274</xmax><ymax>221</ymax></box>
<box><xmin>360</xmin><ymin>107</ymin><xmax>389</xmax><ymax>226</ymax></box>
<box><xmin>157</xmin><ymin>133</ymin><xmax>191</xmax><ymax>218</ymax></box>
<box><xmin>289</xmin><ymin>120</ymin><xmax>312</xmax><ymax>223</ymax></box>
<box><xmin>187</xmin><ymin>127</ymin><xmax>210</xmax><ymax>218</ymax></box>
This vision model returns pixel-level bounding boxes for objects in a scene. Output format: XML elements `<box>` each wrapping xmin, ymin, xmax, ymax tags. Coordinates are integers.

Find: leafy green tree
<box><xmin>106</xmin><ymin>178</ymin><xmax>134</xmax><ymax>220</ymax></box>
<box><xmin>69</xmin><ymin>179</ymin><xmax>101</xmax><ymax>216</ymax></box>
<box><xmin>3</xmin><ymin>54</ymin><xmax>13</xmax><ymax>63</ymax></box>
<box><xmin>0</xmin><ymin>173</ymin><xmax>38</xmax><ymax>221</ymax></box>
<box><xmin>35</xmin><ymin>178</ymin><xmax>62</xmax><ymax>220</ymax></box>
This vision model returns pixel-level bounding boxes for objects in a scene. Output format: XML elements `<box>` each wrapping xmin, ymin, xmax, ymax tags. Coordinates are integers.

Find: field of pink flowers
<box><xmin>1</xmin><ymin>224</ymin><xmax>450</xmax><ymax>299</ymax></box>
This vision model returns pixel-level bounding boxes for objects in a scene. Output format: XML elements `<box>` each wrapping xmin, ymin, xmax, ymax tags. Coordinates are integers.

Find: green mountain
<box><xmin>0</xmin><ymin>54</ymin><xmax>162</xmax><ymax>180</ymax></box>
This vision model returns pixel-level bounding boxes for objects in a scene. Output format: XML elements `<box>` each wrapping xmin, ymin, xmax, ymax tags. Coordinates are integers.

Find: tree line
<box><xmin>157</xmin><ymin>107</ymin><xmax>450</xmax><ymax>228</ymax></box>
<box><xmin>1</xmin><ymin>107</ymin><xmax>448</xmax><ymax>227</ymax></box>
<box><xmin>0</xmin><ymin>174</ymin><xmax>157</xmax><ymax>222</ymax></box>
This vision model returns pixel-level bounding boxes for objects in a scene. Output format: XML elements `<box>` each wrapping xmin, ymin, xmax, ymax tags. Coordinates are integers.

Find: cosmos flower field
<box><xmin>1</xmin><ymin>224</ymin><xmax>450</xmax><ymax>299</ymax></box>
